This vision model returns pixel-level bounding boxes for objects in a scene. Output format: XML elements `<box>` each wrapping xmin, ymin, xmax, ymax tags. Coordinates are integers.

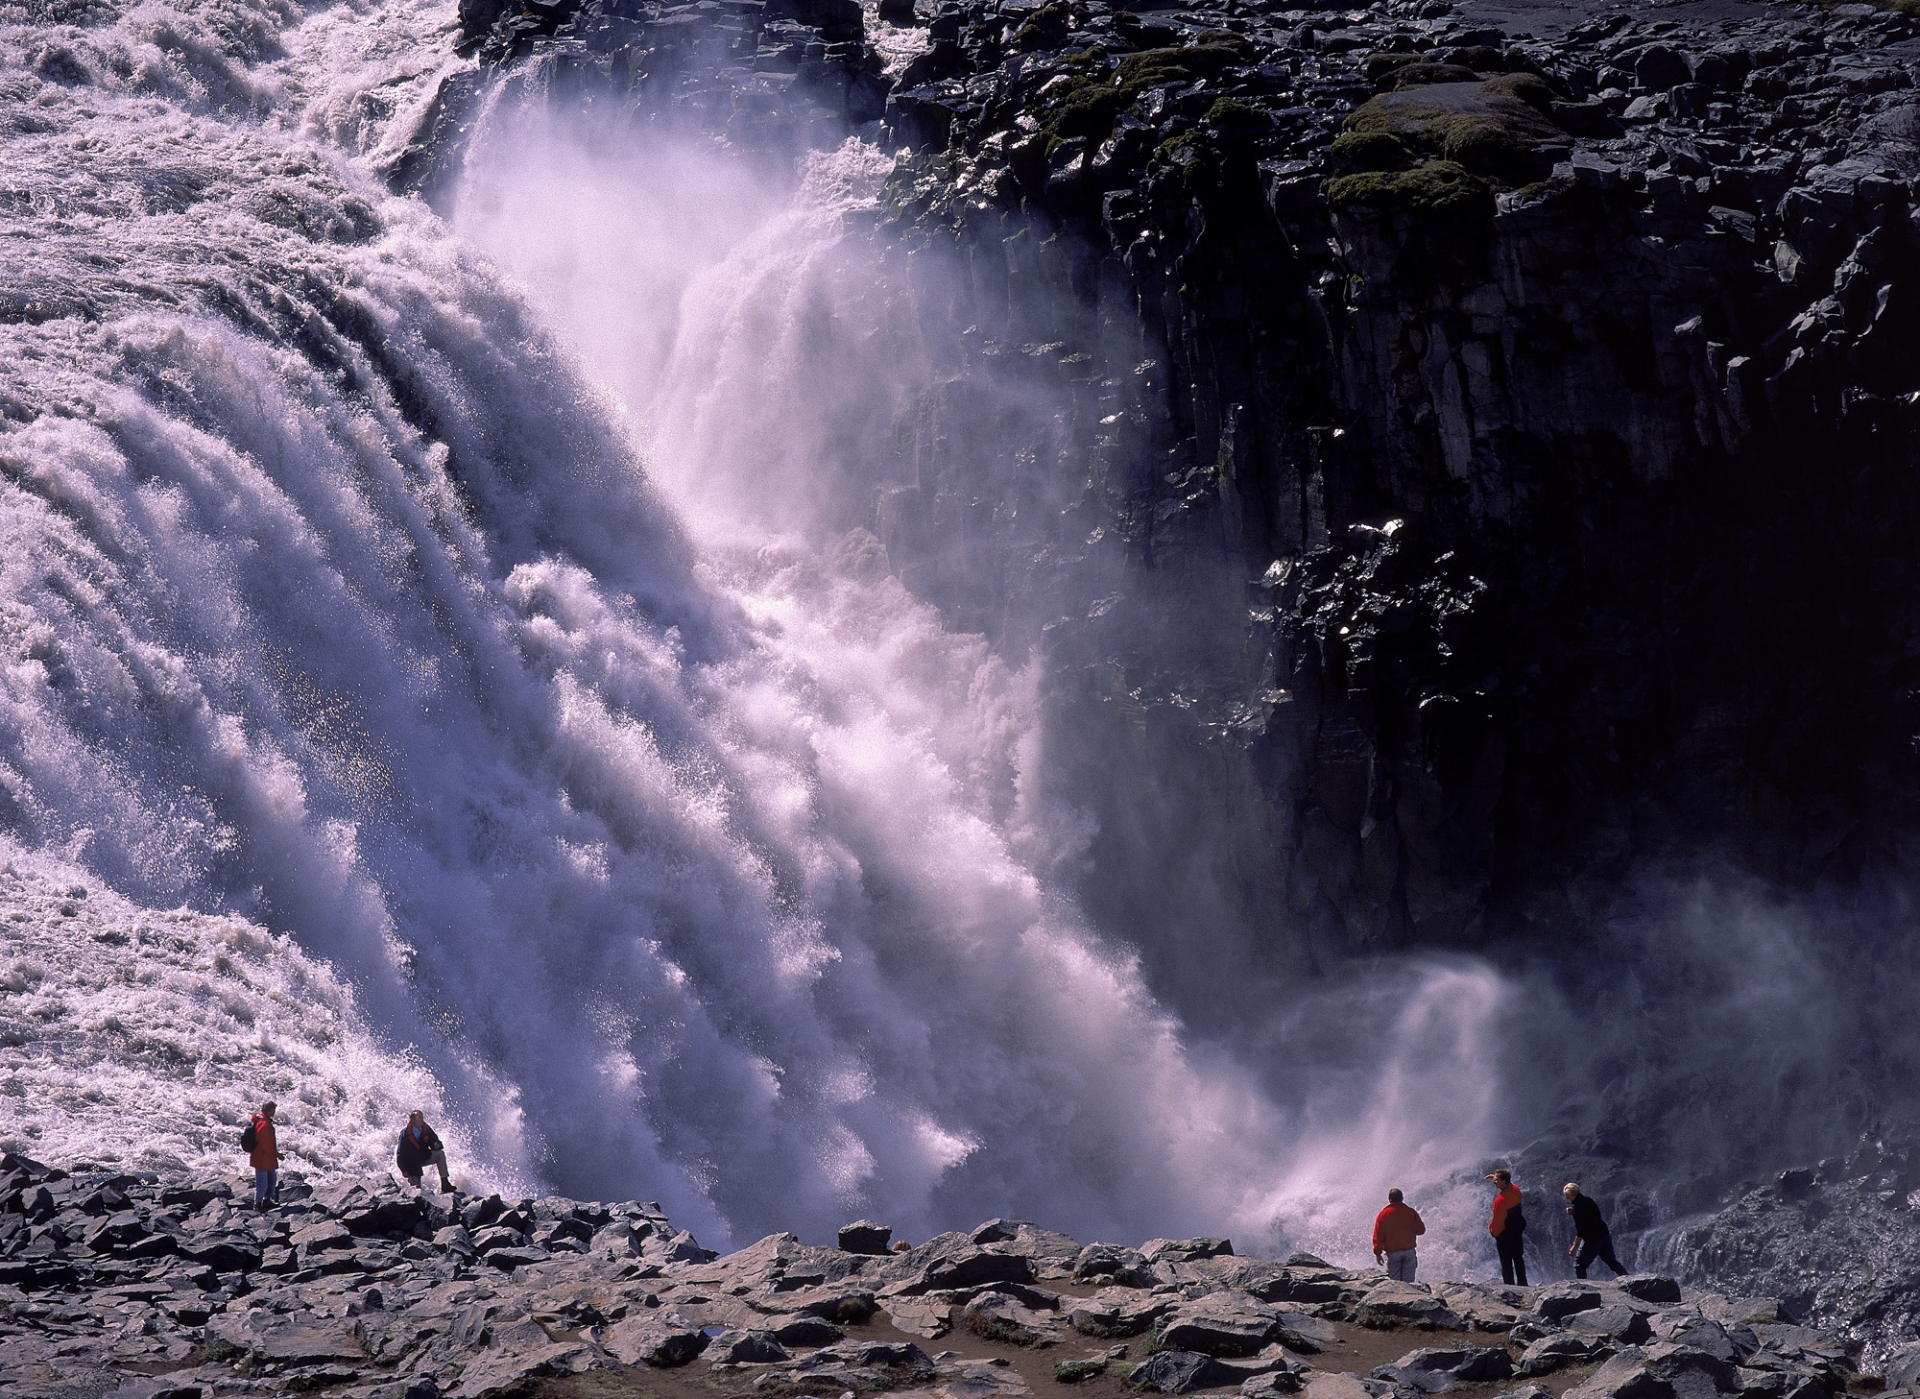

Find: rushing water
<box><xmin>5</xmin><ymin>0</ymin><xmax>1792</xmax><ymax>1279</ymax></box>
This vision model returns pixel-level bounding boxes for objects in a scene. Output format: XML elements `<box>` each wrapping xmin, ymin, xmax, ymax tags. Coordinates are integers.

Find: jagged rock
<box><xmin>1074</xmin><ymin>1243</ymin><xmax>1156</xmax><ymax>1288</ymax></box>
<box><xmin>839</xmin><ymin>1220</ymin><xmax>893</xmax><ymax>1255</ymax></box>
<box><xmin>602</xmin><ymin>1315</ymin><xmax>711</xmax><ymax>1366</ymax></box>
<box><xmin>1534</xmin><ymin>1285</ymin><xmax>1607</xmax><ymax>1321</ymax></box>
<box><xmin>1518</xmin><ymin>1333</ymin><xmax>1615</xmax><ymax>1376</ymax></box>
<box><xmin>1354</xmin><ymin>1284</ymin><xmax>1467</xmax><ymax>1331</ymax></box>
<box><xmin>1569</xmin><ymin>1306</ymin><xmax>1655</xmax><ymax>1345</ymax></box>
<box><xmin>1622</xmin><ymin>1278</ymin><xmax>1686</xmax><ymax>1306</ymax></box>
<box><xmin>1157</xmin><ymin>1294</ymin><xmax>1288</xmax><ymax>1357</ymax></box>
<box><xmin>1130</xmin><ymin>1349</ymin><xmax>1244</xmax><ymax>1393</ymax></box>
<box><xmin>1070</xmin><ymin>1287</ymin><xmax>1175</xmax><ymax>1338</ymax></box>
<box><xmin>963</xmin><ymin>1290</ymin><xmax>1064</xmax><ymax>1346</ymax></box>
<box><xmin>770</xmin><ymin>1314</ymin><xmax>845</xmax><ymax>1347</ymax></box>
<box><xmin>1143</xmin><ymin>1237</ymin><xmax>1234</xmax><ymax>1265</ymax></box>
<box><xmin>1375</xmin><ymin>1345</ymin><xmax>1514</xmax><ymax>1393</ymax></box>
<box><xmin>1565</xmin><ymin>1344</ymin><xmax>1742</xmax><ymax>1399</ymax></box>
<box><xmin>711</xmin><ymin>1329</ymin><xmax>794</xmax><ymax>1364</ymax></box>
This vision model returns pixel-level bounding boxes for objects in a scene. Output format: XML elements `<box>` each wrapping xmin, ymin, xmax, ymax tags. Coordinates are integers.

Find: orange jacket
<box><xmin>249</xmin><ymin>1114</ymin><xmax>279</xmax><ymax>1170</ymax></box>
<box><xmin>1488</xmin><ymin>1183</ymin><xmax>1522</xmax><ymax>1237</ymax></box>
<box><xmin>1372</xmin><ymin>1203</ymin><xmax>1426</xmax><ymax>1254</ymax></box>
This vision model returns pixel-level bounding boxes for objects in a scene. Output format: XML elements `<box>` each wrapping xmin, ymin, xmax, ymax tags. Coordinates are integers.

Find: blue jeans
<box><xmin>254</xmin><ymin>1167</ymin><xmax>278</xmax><ymax>1205</ymax></box>
<box><xmin>1385</xmin><ymin>1249</ymin><xmax>1417</xmax><ymax>1282</ymax></box>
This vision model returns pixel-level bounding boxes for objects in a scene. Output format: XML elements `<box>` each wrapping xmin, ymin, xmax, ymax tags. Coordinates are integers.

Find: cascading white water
<box><xmin>0</xmin><ymin>0</ymin><xmax>1526</xmax><ymax>1271</ymax></box>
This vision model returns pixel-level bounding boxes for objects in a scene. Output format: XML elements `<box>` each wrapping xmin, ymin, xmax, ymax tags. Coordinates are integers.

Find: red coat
<box><xmin>1489</xmin><ymin>1183</ymin><xmax>1522</xmax><ymax>1236</ymax></box>
<box><xmin>1373</xmin><ymin>1203</ymin><xmax>1425</xmax><ymax>1254</ymax></box>
<box><xmin>249</xmin><ymin>1115</ymin><xmax>279</xmax><ymax>1170</ymax></box>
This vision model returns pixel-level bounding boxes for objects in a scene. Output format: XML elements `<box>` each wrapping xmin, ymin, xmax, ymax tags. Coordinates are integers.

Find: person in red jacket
<box><xmin>248</xmin><ymin>1101</ymin><xmax>280</xmax><ymax>1210</ymax></box>
<box><xmin>1486</xmin><ymin>1168</ymin><xmax>1527</xmax><ymax>1285</ymax></box>
<box><xmin>1372</xmin><ymin>1188</ymin><xmax>1426</xmax><ymax>1282</ymax></box>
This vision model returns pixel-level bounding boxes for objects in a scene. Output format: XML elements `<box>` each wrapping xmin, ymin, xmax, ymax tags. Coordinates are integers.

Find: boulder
<box><xmin>1534</xmin><ymin>1284</ymin><xmax>1606</xmax><ymax>1321</ymax></box>
<box><xmin>1564</xmin><ymin>1344</ymin><xmax>1741</xmax><ymax>1399</ymax></box>
<box><xmin>1074</xmin><ymin>1243</ymin><xmax>1157</xmax><ymax>1288</ymax></box>
<box><xmin>770</xmin><ymin>1314</ymin><xmax>844</xmax><ymax>1347</ymax></box>
<box><xmin>1131</xmin><ymin>1350</ymin><xmax>1244</xmax><ymax>1393</ymax></box>
<box><xmin>1518</xmin><ymin>1334</ymin><xmax>1614</xmax><ymax>1376</ymax></box>
<box><xmin>1143</xmin><ymin>1237</ymin><xmax>1235</xmax><ymax>1264</ymax></box>
<box><xmin>1070</xmin><ymin>1287</ymin><xmax>1174</xmax><ymax>1337</ymax></box>
<box><xmin>1377</xmin><ymin>1346</ymin><xmax>1514</xmax><ymax>1392</ymax></box>
<box><xmin>1157</xmin><ymin>1295</ymin><xmax>1285</xmax><ymax>1357</ymax></box>
<box><xmin>710</xmin><ymin>1329</ymin><xmax>792</xmax><ymax>1364</ymax></box>
<box><xmin>962</xmin><ymin>1290</ymin><xmax>1063</xmax><ymax>1346</ymax></box>
<box><xmin>602</xmin><ymin>1316</ymin><xmax>711</xmax><ymax>1367</ymax></box>
<box><xmin>1355</xmin><ymin>1283</ymin><xmax>1467</xmax><ymax>1331</ymax></box>
<box><xmin>1569</xmin><ymin>1306</ymin><xmax>1654</xmax><ymax>1345</ymax></box>
<box><xmin>883</xmin><ymin>1298</ymin><xmax>952</xmax><ymax>1339</ymax></box>
<box><xmin>839</xmin><ymin>1220</ymin><xmax>893</xmax><ymax>1255</ymax></box>
<box><xmin>1271</xmin><ymin>1309</ymin><xmax>1336</xmax><ymax>1353</ymax></box>
<box><xmin>1649</xmin><ymin>1315</ymin><xmax>1739</xmax><ymax>1362</ymax></box>
<box><xmin>1620</xmin><ymin>1277</ymin><xmax>1686</xmax><ymax>1306</ymax></box>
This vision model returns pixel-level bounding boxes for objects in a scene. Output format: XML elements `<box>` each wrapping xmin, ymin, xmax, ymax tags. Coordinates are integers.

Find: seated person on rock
<box><xmin>396</xmin><ymin>1109</ymin><xmax>455</xmax><ymax>1192</ymax></box>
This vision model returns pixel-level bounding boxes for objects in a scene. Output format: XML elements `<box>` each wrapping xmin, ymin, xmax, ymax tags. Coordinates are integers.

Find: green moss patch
<box><xmin>1324</xmin><ymin>159</ymin><xmax>1494</xmax><ymax>218</ymax></box>
<box><xmin>1040</xmin><ymin>42</ymin><xmax>1249</xmax><ymax>149</ymax></box>
<box><xmin>1344</xmin><ymin>78</ymin><xmax>1562</xmax><ymax>184</ymax></box>
<box><xmin>1330</xmin><ymin>129</ymin><xmax>1414</xmax><ymax>171</ymax></box>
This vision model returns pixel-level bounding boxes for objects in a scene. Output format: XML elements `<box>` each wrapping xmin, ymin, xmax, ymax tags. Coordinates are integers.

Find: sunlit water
<box><xmin>0</xmin><ymin>0</ymin><xmax>1534</xmax><ymax>1273</ymax></box>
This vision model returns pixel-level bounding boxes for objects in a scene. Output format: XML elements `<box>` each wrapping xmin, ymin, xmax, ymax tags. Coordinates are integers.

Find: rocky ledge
<box><xmin>0</xmin><ymin>1153</ymin><xmax>1902</xmax><ymax>1399</ymax></box>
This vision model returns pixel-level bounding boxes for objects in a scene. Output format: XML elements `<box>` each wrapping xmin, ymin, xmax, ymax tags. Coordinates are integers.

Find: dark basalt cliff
<box><xmin>434</xmin><ymin>0</ymin><xmax>1920</xmax><ymax>965</ymax></box>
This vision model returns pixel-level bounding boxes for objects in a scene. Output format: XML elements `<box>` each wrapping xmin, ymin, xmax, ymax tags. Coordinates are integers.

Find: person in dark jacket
<box><xmin>1563</xmin><ymin>1183</ymin><xmax>1628</xmax><ymax>1277</ymax></box>
<box><xmin>1486</xmin><ymin>1168</ymin><xmax>1527</xmax><ymax>1285</ymax></box>
<box><xmin>396</xmin><ymin>1110</ymin><xmax>454</xmax><ymax>1192</ymax></box>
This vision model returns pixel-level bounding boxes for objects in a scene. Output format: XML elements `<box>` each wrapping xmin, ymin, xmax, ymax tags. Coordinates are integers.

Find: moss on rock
<box><xmin>1331</xmin><ymin>129</ymin><xmax>1414</xmax><ymax>171</ymax></box>
<box><xmin>1324</xmin><ymin>159</ymin><xmax>1494</xmax><ymax>218</ymax></box>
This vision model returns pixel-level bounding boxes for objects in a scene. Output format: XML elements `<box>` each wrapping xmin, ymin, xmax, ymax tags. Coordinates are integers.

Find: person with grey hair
<box><xmin>1563</xmin><ymin>1182</ymin><xmax>1627</xmax><ymax>1277</ymax></box>
<box><xmin>1371</xmin><ymin>1187</ymin><xmax>1426</xmax><ymax>1282</ymax></box>
<box><xmin>395</xmin><ymin>1110</ymin><xmax>454</xmax><ymax>1192</ymax></box>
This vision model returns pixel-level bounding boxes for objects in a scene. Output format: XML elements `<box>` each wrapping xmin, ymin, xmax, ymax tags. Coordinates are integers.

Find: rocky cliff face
<box><xmin>439</xmin><ymin>0</ymin><xmax>1920</xmax><ymax>961</ymax></box>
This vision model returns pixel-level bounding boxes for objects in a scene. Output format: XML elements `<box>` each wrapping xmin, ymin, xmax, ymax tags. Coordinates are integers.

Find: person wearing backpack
<box><xmin>244</xmin><ymin>1101</ymin><xmax>280</xmax><ymax>1209</ymax></box>
<box><xmin>1486</xmin><ymin>1168</ymin><xmax>1527</xmax><ymax>1285</ymax></box>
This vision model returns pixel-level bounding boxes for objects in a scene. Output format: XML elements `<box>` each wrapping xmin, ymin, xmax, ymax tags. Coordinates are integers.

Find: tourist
<box><xmin>1487</xmin><ymin>1168</ymin><xmax>1527</xmax><ymax>1285</ymax></box>
<box><xmin>1371</xmin><ymin>1187</ymin><xmax>1426</xmax><ymax>1282</ymax></box>
<box><xmin>1563</xmin><ymin>1182</ymin><xmax>1628</xmax><ymax>1277</ymax></box>
<box><xmin>247</xmin><ymin>1101</ymin><xmax>279</xmax><ymax>1210</ymax></box>
<box><xmin>396</xmin><ymin>1110</ymin><xmax>455</xmax><ymax>1192</ymax></box>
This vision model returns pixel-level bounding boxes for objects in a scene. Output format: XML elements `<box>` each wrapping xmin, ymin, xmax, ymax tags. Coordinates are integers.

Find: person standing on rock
<box><xmin>396</xmin><ymin>1109</ymin><xmax>455</xmax><ymax>1192</ymax></box>
<box><xmin>1562</xmin><ymin>1183</ymin><xmax>1628</xmax><ymax>1278</ymax></box>
<box><xmin>247</xmin><ymin>1100</ymin><xmax>279</xmax><ymax>1210</ymax></box>
<box><xmin>1372</xmin><ymin>1187</ymin><xmax>1426</xmax><ymax>1282</ymax></box>
<box><xmin>1486</xmin><ymin>1168</ymin><xmax>1527</xmax><ymax>1285</ymax></box>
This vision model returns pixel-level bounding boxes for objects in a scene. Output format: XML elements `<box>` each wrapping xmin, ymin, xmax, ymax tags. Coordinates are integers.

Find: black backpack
<box><xmin>240</xmin><ymin>1121</ymin><xmax>258</xmax><ymax>1153</ymax></box>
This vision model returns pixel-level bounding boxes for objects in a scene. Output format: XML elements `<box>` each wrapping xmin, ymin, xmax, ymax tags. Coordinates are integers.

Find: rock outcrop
<box><xmin>435</xmin><ymin>0</ymin><xmax>1920</xmax><ymax>961</ymax></box>
<box><xmin>0</xmin><ymin>1153</ymin><xmax>1894</xmax><ymax>1399</ymax></box>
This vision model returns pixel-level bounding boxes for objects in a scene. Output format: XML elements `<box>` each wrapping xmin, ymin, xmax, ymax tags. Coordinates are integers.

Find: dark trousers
<box><xmin>1575</xmin><ymin>1235</ymin><xmax>1627</xmax><ymax>1278</ymax></box>
<box><xmin>1497</xmin><ymin>1233</ymin><xmax>1528</xmax><ymax>1286</ymax></box>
